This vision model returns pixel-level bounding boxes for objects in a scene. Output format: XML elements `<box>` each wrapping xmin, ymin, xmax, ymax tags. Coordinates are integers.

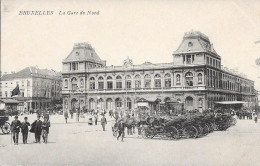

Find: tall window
<box><xmin>64</xmin><ymin>79</ymin><xmax>68</xmax><ymax>88</ymax></box>
<box><xmin>98</xmin><ymin>77</ymin><xmax>104</xmax><ymax>90</ymax></box>
<box><xmin>185</xmin><ymin>72</ymin><xmax>193</xmax><ymax>86</ymax></box>
<box><xmin>116</xmin><ymin>75</ymin><xmax>122</xmax><ymax>89</ymax></box>
<box><xmin>115</xmin><ymin>98</ymin><xmax>122</xmax><ymax>108</ymax></box>
<box><xmin>72</xmin><ymin>63</ymin><xmax>78</xmax><ymax>71</ymax></box>
<box><xmin>144</xmin><ymin>74</ymin><xmax>151</xmax><ymax>88</ymax></box>
<box><xmin>154</xmin><ymin>74</ymin><xmax>161</xmax><ymax>88</ymax></box>
<box><xmin>176</xmin><ymin>74</ymin><xmax>181</xmax><ymax>85</ymax></box>
<box><xmin>71</xmin><ymin>77</ymin><xmax>78</xmax><ymax>90</ymax></box>
<box><xmin>126</xmin><ymin>75</ymin><xmax>131</xmax><ymax>89</ymax></box>
<box><xmin>164</xmin><ymin>73</ymin><xmax>171</xmax><ymax>88</ymax></box>
<box><xmin>80</xmin><ymin>78</ymin><xmax>84</xmax><ymax>88</ymax></box>
<box><xmin>65</xmin><ymin>100</ymin><xmax>68</xmax><ymax>109</ymax></box>
<box><xmin>89</xmin><ymin>77</ymin><xmax>95</xmax><ymax>90</ymax></box>
<box><xmin>107</xmin><ymin>76</ymin><xmax>113</xmax><ymax>89</ymax></box>
<box><xmin>135</xmin><ymin>75</ymin><xmax>141</xmax><ymax>89</ymax></box>
<box><xmin>198</xmin><ymin>73</ymin><xmax>203</xmax><ymax>84</ymax></box>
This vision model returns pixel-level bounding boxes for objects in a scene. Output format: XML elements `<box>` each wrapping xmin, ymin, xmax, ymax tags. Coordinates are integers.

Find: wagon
<box><xmin>0</xmin><ymin>109</ymin><xmax>11</xmax><ymax>134</ymax></box>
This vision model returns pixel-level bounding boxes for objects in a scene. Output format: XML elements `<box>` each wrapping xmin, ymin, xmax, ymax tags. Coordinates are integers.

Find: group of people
<box><xmin>10</xmin><ymin>115</ymin><xmax>50</xmax><ymax>145</ymax></box>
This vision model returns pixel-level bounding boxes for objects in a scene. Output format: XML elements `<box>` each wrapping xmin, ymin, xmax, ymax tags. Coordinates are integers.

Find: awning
<box><xmin>215</xmin><ymin>101</ymin><xmax>247</xmax><ymax>105</ymax></box>
<box><xmin>137</xmin><ymin>97</ymin><xmax>161</xmax><ymax>103</ymax></box>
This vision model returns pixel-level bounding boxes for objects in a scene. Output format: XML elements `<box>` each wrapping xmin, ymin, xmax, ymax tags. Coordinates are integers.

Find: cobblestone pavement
<box><xmin>1</xmin><ymin>114</ymin><xmax>260</xmax><ymax>166</ymax></box>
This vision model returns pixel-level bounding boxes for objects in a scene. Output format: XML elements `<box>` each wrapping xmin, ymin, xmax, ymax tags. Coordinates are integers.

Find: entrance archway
<box><xmin>185</xmin><ymin>96</ymin><xmax>194</xmax><ymax>111</ymax></box>
<box><xmin>71</xmin><ymin>98</ymin><xmax>78</xmax><ymax>110</ymax></box>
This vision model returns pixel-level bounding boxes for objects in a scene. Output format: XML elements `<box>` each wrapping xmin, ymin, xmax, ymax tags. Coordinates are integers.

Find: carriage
<box><xmin>0</xmin><ymin>109</ymin><xmax>11</xmax><ymax>134</ymax></box>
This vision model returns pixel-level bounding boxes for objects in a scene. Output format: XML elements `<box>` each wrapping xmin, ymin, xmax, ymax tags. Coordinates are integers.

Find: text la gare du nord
<box><xmin>59</xmin><ymin>10</ymin><xmax>100</xmax><ymax>15</ymax></box>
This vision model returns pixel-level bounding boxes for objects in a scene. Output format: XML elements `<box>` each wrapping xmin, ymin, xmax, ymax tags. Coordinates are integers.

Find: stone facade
<box><xmin>62</xmin><ymin>31</ymin><xmax>257</xmax><ymax>112</ymax></box>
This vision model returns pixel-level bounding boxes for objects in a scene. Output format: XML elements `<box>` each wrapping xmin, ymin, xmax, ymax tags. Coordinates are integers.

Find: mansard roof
<box><xmin>174</xmin><ymin>31</ymin><xmax>219</xmax><ymax>57</ymax></box>
<box><xmin>63</xmin><ymin>43</ymin><xmax>105</xmax><ymax>65</ymax></box>
<box><xmin>1</xmin><ymin>67</ymin><xmax>61</xmax><ymax>81</ymax></box>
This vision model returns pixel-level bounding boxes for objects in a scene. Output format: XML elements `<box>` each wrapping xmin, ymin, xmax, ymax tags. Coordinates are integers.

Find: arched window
<box><xmin>126</xmin><ymin>75</ymin><xmax>131</xmax><ymax>89</ymax></box>
<box><xmin>107</xmin><ymin>76</ymin><xmax>113</xmax><ymax>89</ymax></box>
<box><xmin>176</xmin><ymin>74</ymin><xmax>181</xmax><ymax>85</ymax></box>
<box><xmin>198</xmin><ymin>73</ymin><xmax>203</xmax><ymax>84</ymax></box>
<box><xmin>127</xmin><ymin>98</ymin><xmax>132</xmax><ymax>109</ymax></box>
<box><xmin>135</xmin><ymin>75</ymin><xmax>141</xmax><ymax>89</ymax></box>
<box><xmin>98</xmin><ymin>76</ymin><xmax>104</xmax><ymax>90</ymax></box>
<box><xmin>80</xmin><ymin>78</ymin><xmax>84</xmax><ymax>88</ymax></box>
<box><xmin>164</xmin><ymin>73</ymin><xmax>171</xmax><ymax>88</ymax></box>
<box><xmin>106</xmin><ymin>98</ymin><xmax>113</xmax><ymax>110</ymax></box>
<box><xmin>89</xmin><ymin>98</ymin><xmax>95</xmax><ymax>109</ymax></box>
<box><xmin>71</xmin><ymin>77</ymin><xmax>78</xmax><ymax>90</ymax></box>
<box><xmin>89</xmin><ymin>77</ymin><xmax>95</xmax><ymax>90</ymax></box>
<box><xmin>64</xmin><ymin>79</ymin><xmax>68</xmax><ymax>88</ymax></box>
<box><xmin>97</xmin><ymin>98</ymin><xmax>104</xmax><ymax>110</ymax></box>
<box><xmin>185</xmin><ymin>72</ymin><xmax>193</xmax><ymax>86</ymax></box>
<box><xmin>116</xmin><ymin>75</ymin><xmax>122</xmax><ymax>89</ymax></box>
<box><xmin>144</xmin><ymin>74</ymin><xmax>151</xmax><ymax>88</ymax></box>
<box><xmin>154</xmin><ymin>74</ymin><xmax>161</xmax><ymax>88</ymax></box>
<box><xmin>115</xmin><ymin>98</ymin><xmax>122</xmax><ymax>108</ymax></box>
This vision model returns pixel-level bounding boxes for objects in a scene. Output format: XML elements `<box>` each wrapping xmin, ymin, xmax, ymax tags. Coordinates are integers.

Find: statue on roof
<box><xmin>123</xmin><ymin>56</ymin><xmax>133</xmax><ymax>67</ymax></box>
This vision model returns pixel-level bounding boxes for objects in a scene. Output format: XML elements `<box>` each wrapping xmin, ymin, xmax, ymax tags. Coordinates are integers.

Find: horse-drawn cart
<box><xmin>0</xmin><ymin>109</ymin><xmax>11</xmax><ymax>134</ymax></box>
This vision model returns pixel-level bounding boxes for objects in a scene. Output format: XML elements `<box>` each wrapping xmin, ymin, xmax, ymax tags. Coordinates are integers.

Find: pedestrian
<box><xmin>70</xmin><ymin>109</ymin><xmax>73</xmax><ymax>119</ymax></box>
<box><xmin>21</xmin><ymin>117</ymin><xmax>30</xmax><ymax>144</ymax></box>
<box><xmin>76</xmin><ymin>109</ymin><xmax>80</xmax><ymax>122</ymax></box>
<box><xmin>10</xmin><ymin>116</ymin><xmax>21</xmax><ymax>145</ymax></box>
<box><xmin>131</xmin><ymin>114</ymin><xmax>136</xmax><ymax>134</ymax></box>
<box><xmin>41</xmin><ymin>116</ymin><xmax>50</xmax><ymax>144</ymax></box>
<box><xmin>94</xmin><ymin>113</ymin><xmax>98</xmax><ymax>125</ymax></box>
<box><xmin>64</xmin><ymin>111</ymin><xmax>69</xmax><ymax>123</ymax></box>
<box><xmin>254</xmin><ymin>113</ymin><xmax>258</xmax><ymax>123</ymax></box>
<box><xmin>117</xmin><ymin>120</ymin><xmax>125</xmax><ymax>142</ymax></box>
<box><xmin>31</xmin><ymin>115</ymin><xmax>42</xmax><ymax>143</ymax></box>
<box><xmin>101</xmin><ymin>114</ymin><xmax>107</xmax><ymax>131</ymax></box>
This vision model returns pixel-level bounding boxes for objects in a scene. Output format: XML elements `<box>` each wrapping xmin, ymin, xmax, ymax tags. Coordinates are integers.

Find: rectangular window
<box><xmin>207</xmin><ymin>57</ymin><xmax>209</xmax><ymax>64</ymax></box>
<box><xmin>116</xmin><ymin>82</ymin><xmax>122</xmax><ymax>89</ymax></box>
<box><xmin>154</xmin><ymin>80</ymin><xmax>161</xmax><ymax>88</ymax></box>
<box><xmin>126</xmin><ymin>81</ymin><xmax>131</xmax><ymax>89</ymax></box>
<box><xmin>187</xmin><ymin>55</ymin><xmax>191</xmax><ymax>64</ymax></box>
<box><xmin>107</xmin><ymin>82</ymin><xmax>113</xmax><ymax>89</ymax></box>
<box><xmin>165</xmin><ymin>79</ymin><xmax>171</xmax><ymax>88</ymax></box>
<box><xmin>144</xmin><ymin>80</ymin><xmax>151</xmax><ymax>88</ymax></box>
<box><xmin>90</xmin><ymin>82</ymin><xmax>95</xmax><ymax>90</ymax></box>
<box><xmin>210</xmin><ymin>58</ymin><xmax>212</xmax><ymax>66</ymax></box>
<box><xmin>98</xmin><ymin>82</ymin><xmax>104</xmax><ymax>89</ymax></box>
<box><xmin>135</xmin><ymin>80</ymin><xmax>141</xmax><ymax>89</ymax></box>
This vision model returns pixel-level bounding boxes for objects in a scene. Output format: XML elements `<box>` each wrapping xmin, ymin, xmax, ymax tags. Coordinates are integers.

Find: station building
<box><xmin>61</xmin><ymin>31</ymin><xmax>257</xmax><ymax>112</ymax></box>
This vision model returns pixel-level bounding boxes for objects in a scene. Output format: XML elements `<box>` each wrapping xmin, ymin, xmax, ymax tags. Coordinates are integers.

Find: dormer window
<box><xmin>188</xmin><ymin>42</ymin><xmax>193</xmax><ymax>47</ymax></box>
<box><xmin>75</xmin><ymin>52</ymin><xmax>79</xmax><ymax>56</ymax></box>
<box><xmin>90</xmin><ymin>52</ymin><xmax>94</xmax><ymax>57</ymax></box>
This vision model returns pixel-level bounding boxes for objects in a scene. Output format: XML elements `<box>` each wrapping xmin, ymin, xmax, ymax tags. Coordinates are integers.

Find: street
<box><xmin>1</xmin><ymin>114</ymin><xmax>260</xmax><ymax>166</ymax></box>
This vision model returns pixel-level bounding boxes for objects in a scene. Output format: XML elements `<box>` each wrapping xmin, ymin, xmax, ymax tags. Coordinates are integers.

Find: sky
<box><xmin>1</xmin><ymin>0</ymin><xmax>260</xmax><ymax>89</ymax></box>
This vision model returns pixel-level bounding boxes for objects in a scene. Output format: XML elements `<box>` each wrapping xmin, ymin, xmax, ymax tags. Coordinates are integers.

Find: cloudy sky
<box><xmin>1</xmin><ymin>0</ymin><xmax>260</xmax><ymax>89</ymax></box>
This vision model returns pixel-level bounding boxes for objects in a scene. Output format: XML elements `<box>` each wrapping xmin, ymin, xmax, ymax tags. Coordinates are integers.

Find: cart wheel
<box><xmin>2</xmin><ymin>122</ymin><xmax>11</xmax><ymax>134</ymax></box>
<box><xmin>183</xmin><ymin>126</ymin><xmax>198</xmax><ymax>139</ymax></box>
<box><xmin>144</xmin><ymin>128</ymin><xmax>155</xmax><ymax>139</ymax></box>
<box><xmin>166</xmin><ymin>126</ymin><xmax>179</xmax><ymax>140</ymax></box>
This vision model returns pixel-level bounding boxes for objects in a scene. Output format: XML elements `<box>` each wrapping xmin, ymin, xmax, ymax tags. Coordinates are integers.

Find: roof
<box><xmin>0</xmin><ymin>99</ymin><xmax>20</xmax><ymax>104</ymax></box>
<box><xmin>1</xmin><ymin>66</ymin><xmax>61</xmax><ymax>81</ymax></box>
<box><xmin>174</xmin><ymin>31</ymin><xmax>219</xmax><ymax>57</ymax></box>
<box><xmin>215</xmin><ymin>101</ymin><xmax>247</xmax><ymax>105</ymax></box>
<box><xmin>63</xmin><ymin>43</ymin><xmax>105</xmax><ymax>65</ymax></box>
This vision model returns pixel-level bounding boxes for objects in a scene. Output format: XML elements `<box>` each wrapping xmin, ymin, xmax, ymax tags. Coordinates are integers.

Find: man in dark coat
<box><xmin>21</xmin><ymin>117</ymin><xmax>30</xmax><ymax>144</ymax></box>
<box><xmin>11</xmin><ymin>116</ymin><xmax>22</xmax><ymax>145</ymax></box>
<box><xmin>101</xmin><ymin>114</ymin><xmax>107</xmax><ymax>131</ymax></box>
<box><xmin>31</xmin><ymin>115</ymin><xmax>42</xmax><ymax>143</ymax></box>
<box><xmin>117</xmin><ymin>120</ymin><xmax>125</xmax><ymax>142</ymax></box>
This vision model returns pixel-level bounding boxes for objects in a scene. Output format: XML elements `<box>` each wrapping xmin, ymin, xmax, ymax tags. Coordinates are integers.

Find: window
<box><xmin>27</xmin><ymin>81</ymin><xmax>30</xmax><ymax>86</ymax></box>
<box><xmin>135</xmin><ymin>75</ymin><xmax>141</xmax><ymax>89</ymax></box>
<box><xmin>115</xmin><ymin>98</ymin><xmax>122</xmax><ymax>108</ymax></box>
<box><xmin>64</xmin><ymin>79</ymin><xmax>68</xmax><ymax>88</ymax></box>
<box><xmin>22</xmin><ymin>81</ymin><xmax>24</xmax><ymax>87</ymax></box>
<box><xmin>71</xmin><ymin>63</ymin><xmax>78</xmax><ymax>71</ymax></box>
<box><xmin>144</xmin><ymin>74</ymin><xmax>151</xmax><ymax>88</ymax></box>
<box><xmin>98</xmin><ymin>77</ymin><xmax>104</xmax><ymax>90</ymax></box>
<box><xmin>5</xmin><ymin>91</ymin><xmax>7</xmax><ymax>97</ymax></box>
<box><xmin>154</xmin><ymin>74</ymin><xmax>161</xmax><ymax>88</ymax></box>
<box><xmin>107</xmin><ymin>76</ymin><xmax>113</xmax><ymax>89</ymax></box>
<box><xmin>164</xmin><ymin>73</ymin><xmax>171</xmax><ymax>88</ymax></box>
<box><xmin>187</xmin><ymin>55</ymin><xmax>192</xmax><ymax>64</ymax></box>
<box><xmin>198</xmin><ymin>73</ymin><xmax>203</xmax><ymax>84</ymax></box>
<box><xmin>185</xmin><ymin>72</ymin><xmax>193</xmax><ymax>86</ymax></box>
<box><xmin>126</xmin><ymin>75</ymin><xmax>131</xmax><ymax>89</ymax></box>
<box><xmin>89</xmin><ymin>77</ymin><xmax>95</xmax><ymax>90</ymax></box>
<box><xmin>65</xmin><ymin>100</ymin><xmax>68</xmax><ymax>109</ymax></box>
<box><xmin>176</xmin><ymin>74</ymin><xmax>181</xmax><ymax>85</ymax></box>
<box><xmin>116</xmin><ymin>75</ymin><xmax>122</xmax><ymax>89</ymax></box>
<box><xmin>80</xmin><ymin>78</ymin><xmax>84</xmax><ymax>88</ymax></box>
<box><xmin>207</xmin><ymin>57</ymin><xmax>209</xmax><ymax>64</ymax></box>
<box><xmin>71</xmin><ymin>77</ymin><xmax>78</xmax><ymax>90</ymax></box>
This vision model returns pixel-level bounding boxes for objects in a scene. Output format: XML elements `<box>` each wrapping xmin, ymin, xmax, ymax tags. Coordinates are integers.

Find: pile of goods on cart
<box><xmin>138</xmin><ymin>111</ymin><xmax>236</xmax><ymax>140</ymax></box>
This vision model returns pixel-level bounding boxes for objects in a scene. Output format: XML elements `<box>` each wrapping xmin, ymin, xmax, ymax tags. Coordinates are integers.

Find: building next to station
<box><xmin>61</xmin><ymin>31</ymin><xmax>258</xmax><ymax>113</ymax></box>
<box><xmin>0</xmin><ymin>66</ymin><xmax>62</xmax><ymax>112</ymax></box>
